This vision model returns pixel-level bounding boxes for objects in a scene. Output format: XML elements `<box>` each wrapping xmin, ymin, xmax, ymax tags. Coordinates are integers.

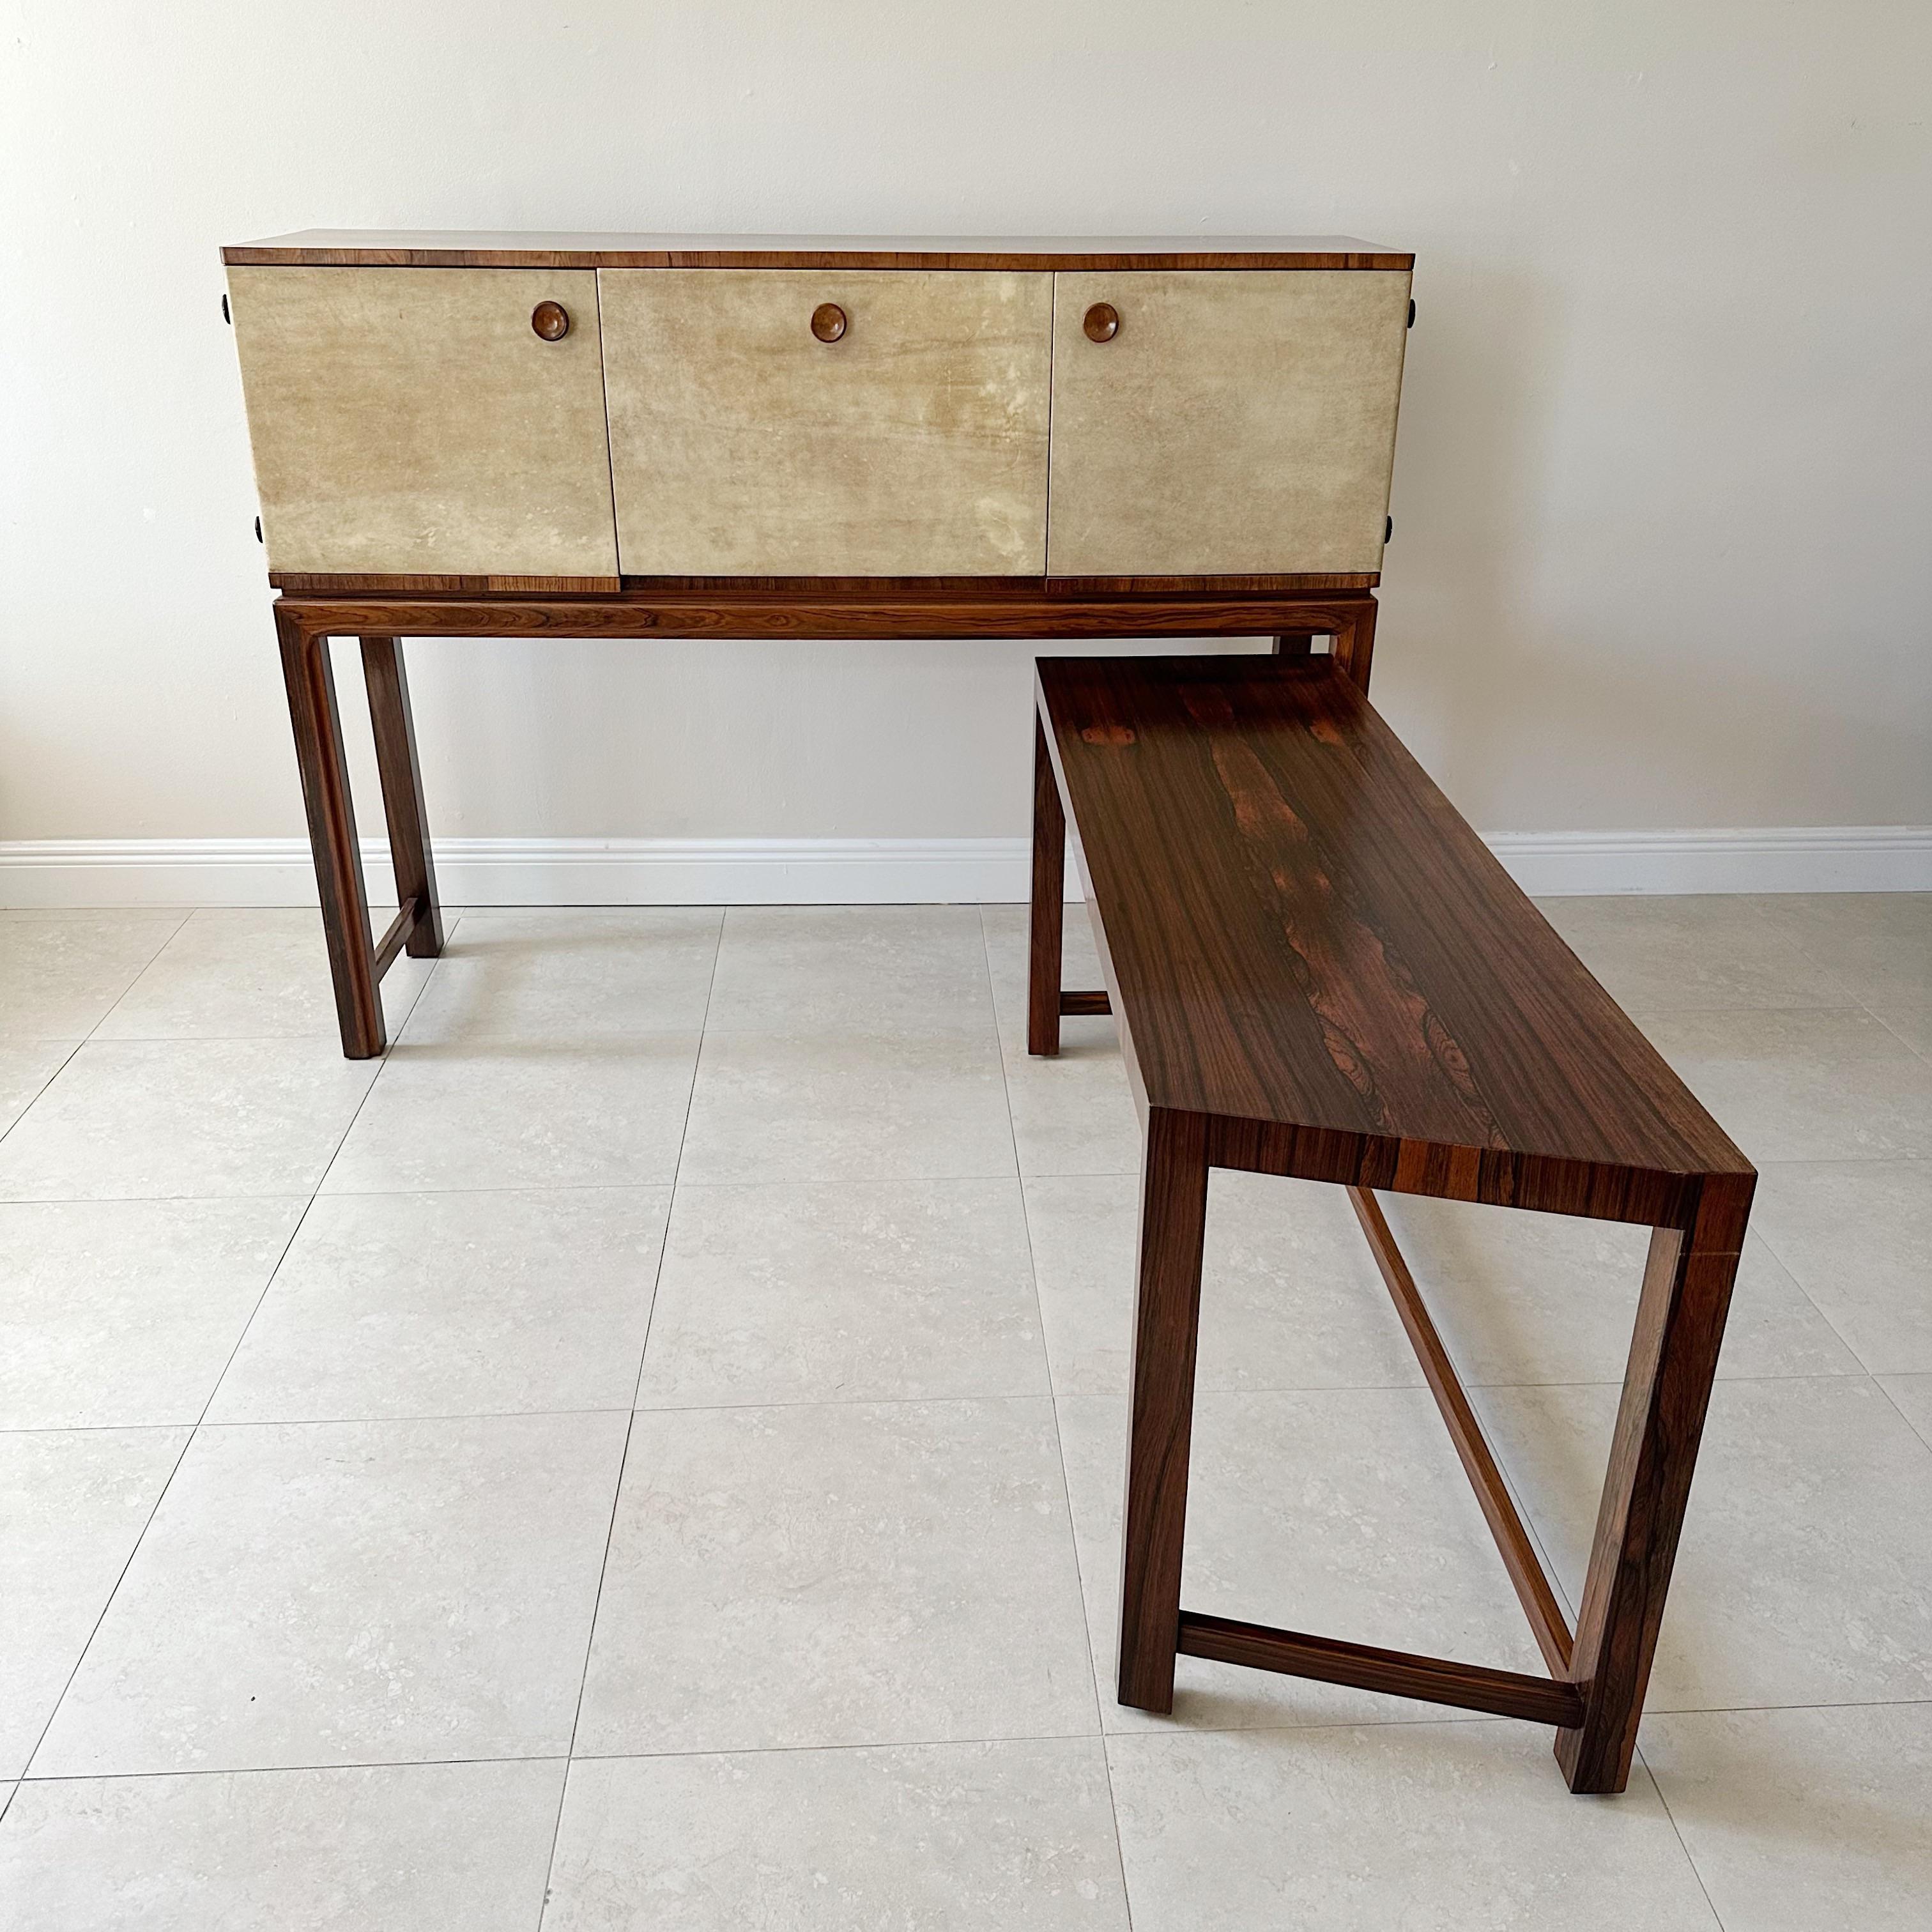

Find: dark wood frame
<box><xmin>224</xmin><ymin>233</ymin><xmax>1414</xmax><ymax>273</ymax></box>
<box><xmin>1027</xmin><ymin>641</ymin><xmax>1748</xmax><ymax>1797</ymax></box>
<box><xmin>274</xmin><ymin>583</ymin><xmax>1377</xmax><ymax>1058</ymax></box>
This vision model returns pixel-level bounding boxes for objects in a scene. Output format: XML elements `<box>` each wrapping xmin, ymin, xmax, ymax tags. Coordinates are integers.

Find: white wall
<box><xmin>3</xmin><ymin>1</ymin><xmax>1928</xmax><ymax>896</ymax></box>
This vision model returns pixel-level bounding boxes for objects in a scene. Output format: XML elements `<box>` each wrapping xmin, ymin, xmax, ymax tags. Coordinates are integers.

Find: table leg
<box><xmin>1028</xmin><ymin>712</ymin><xmax>1066</xmax><ymax>1057</ymax></box>
<box><xmin>1332</xmin><ymin>597</ymin><xmax>1378</xmax><ymax>691</ymax></box>
<box><xmin>360</xmin><ymin>636</ymin><xmax>445</xmax><ymax>958</ymax></box>
<box><xmin>1557</xmin><ymin>1213</ymin><xmax>1744</xmax><ymax>1792</ymax></box>
<box><xmin>276</xmin><ymin>608</ymin><xmax>384</xmax><ymax>1059</ymax></box>
<box><xmin>1117</xmin><ymin>1108</ymin><xmax>1212</xmax><ymax>1712</ymax></box>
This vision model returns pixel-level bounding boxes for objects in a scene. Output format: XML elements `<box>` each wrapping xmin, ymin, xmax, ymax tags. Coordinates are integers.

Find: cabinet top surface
<box><xmin>222</xmin><ymin>230</ymin><xmax>1411</xmax><ymax>270</ymax></box>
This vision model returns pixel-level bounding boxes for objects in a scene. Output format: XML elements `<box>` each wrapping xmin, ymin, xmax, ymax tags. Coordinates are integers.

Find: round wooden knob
<box><xmin>811</xmin><ymin>302</ymin><xmax>848</xmax><ymax>343</ymax></box>
<box><xmin>530</xmin><ymin>300</ymin><xmax>571</xmax><ymax>341</ymax></box>
<box><xmin>1083</xmin><ymin>302</ymin><xmax>1120</xmax><ymax>343</ymax></box>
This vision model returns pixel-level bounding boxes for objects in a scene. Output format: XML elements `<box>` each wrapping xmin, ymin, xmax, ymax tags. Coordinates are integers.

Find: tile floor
<box><xmin>0</xmin><ymin>893</ymin><xmax>1926</xmax><ymax>1928</ymax></box>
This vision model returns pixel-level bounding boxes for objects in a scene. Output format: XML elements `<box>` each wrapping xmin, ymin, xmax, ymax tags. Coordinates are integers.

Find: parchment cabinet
<box><xmin>1045</xmin><ymin>270</ymin><xmax>1410</xmax><ymax>577</ymax></box>
<box><xmin>224</xmin><ymin>234</ymin><xmax>1413</xmax><ymax>585</ymax></box>
<box><xmin>600</xmin><ymin>269</ymin><xmax>1052</xmax><ymax>577</ymax></box>
<box><xmin>226</xmin><ymin>266</ymin><xmax>618</xmax><ymax>578</ymax></box>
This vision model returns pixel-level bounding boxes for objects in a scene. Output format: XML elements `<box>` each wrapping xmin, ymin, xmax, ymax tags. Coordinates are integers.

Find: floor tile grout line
<box><xmin>981</xmin><ymin>902</ymin><xmax>1138</xmax><ymax>1931</ymax></box>
<box><xmin>0</xmin><ymin>1406</ymin><xmax>642</xmax><ymax>1438</ymax></box>
<box><xmin>18</xmin><ymin>1752</ymin><xmax>574</xmax><ymax>1788</ymax></box>
<box><xmin>32</xmin><ymin>914</ymin><xmax>194</xmax><ymax>1054</ymax></box>
<box><xmin>1751</xmin><ymin>1153</ymin><xmax>1931</xmax><ymax>1168</ymax></box>
<box><xmin>75</xmin><ymin>900</ymin><xmax>253</xmax><ymax>1051</ymax></box>
<box><xmin>1875</xmin><ymin>1376</ymin><xmax>1932</xmax><ymax>1453</ymax></box>
<box><xmin>1860</xmin><ymin>1001</ymin><xmax>1932</xmax><ymax>1066</ymax></box>
<box><xmin>634</xmin><ymin>908</ymin><xmax>724</xmax><ymax>1413</ymax></box>
<box><xmin>188</xmin><ymin>918</ymin><xmax>456</xmax><ymax>1408</ymax></box>
<box><xmin>6</xmin><ymin>1370</ymin><xmax>1918</xmax><ymax>1441</ymax></box>
<box><xmin>1742</xmin><ymin>1210</ymin><xmax>1905</xmax><ymax>1382</ymax></box>
<box><xmin>11</xmin><ymin>908</ymin><xmax>467</xmax><ymax>1779</ymax></box>
<box><xmin>34</xmin><ymin>1147</ymin><xmax>1932</xmax><ymax>1209</ymax></box>
<box><xmin>531</xmin><ymin>907</ymin><xmax>726</xmax><ymax>1923</ymax></box>
<box><xmin>10</xmin><ymin>1370</ymin><xmax>1916</xmax><ymax>1440</ymax></box>
<box><xmin>533</xmin><ymin>1758</ymin><xmax>574</xmax><ymax>1932</ymax></box>
<box><xmin>1063</xmin><ymin>1388</ymin><xmax>1140</xmax><ymax>1932</ymax></box>
<box><xmin>10</xmin><ymin>1423</ymin><xmax>194</xmax><ymax>1783</ymax></box>
<box><xmin>1626</xmin><ymin>1006</ymin><xmax>1882</xmax><ymax>1033</ymax></box>
<box><xmin>16</xmin><ymin>1693</ymin><xmax>1932</xmax><ymax>1787</ymax></box>
<box><xmin>0</xmin><ymin>1166</ymin><xmax>1148</xmax><ymax>1209</ymax></box>
<box><xmin>8</xmin><ymin>1734</ymin><xmax>1113</xmax><ymax>1790</ymax></box>
<box><xmin>44</xmin><ymin>1031</ymin><xmax>431</xmax><ymax>1046</ymax></box>
<box><xmin>12</xmin><ymin>1002</ymin><xmax>367</xmax><ymax>1781</ymax></box>
<box><xmin>0</xmin><ymin>1177</ymin><xmax>759</xmax><ymax>1208</ymax></box>
<box><xmin>1643</xmin><ymin>1693</ymin><xmax>1932</xmax><ymax>1716</ymax></box>
<box><xmin>0</xmin><ymin>915</ymin><xmax>457</xmax><ymax>1197</ymax></box>
<box><xmin>1635</xmin><ymin>1736</ymin><xmax>1732</xmax><ymax>1931</ymax></box>
<box><xmin>0</xmin><ymin>1039</ymin><xmax>86</xmax><ymax>1156</ymax></box>
<box><xmin>68</xmin><ymin>907</ymin><xmax>197</xmax><ymax>1048</ymax></box>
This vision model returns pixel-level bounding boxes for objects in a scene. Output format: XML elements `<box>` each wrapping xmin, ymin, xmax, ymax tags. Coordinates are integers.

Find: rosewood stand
<box><xmin>1027</xmin><ymin>647</ymin><xmax>1754</xmax><ymax>1794</ymax></box>
<box><xmin>273</xmin><ymin>580</ymin><xmax>1379</xmax><ymax>1058</ymax></box>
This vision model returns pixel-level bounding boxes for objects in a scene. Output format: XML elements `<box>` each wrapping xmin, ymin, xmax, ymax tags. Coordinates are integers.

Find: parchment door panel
<box><xmin>1046</xmin><ymin>270</ymin><xmax>1410</xmax><ymax>577</ymax></box>
<box><xmin>226</xmin><ymin>266</ymin><xmax>618</xmax><ymax>577</ymax></box>
<box><xmin>600</xmin><ymin>269</ymin><xmax>1051</xmax><ymax>577</ymax></box>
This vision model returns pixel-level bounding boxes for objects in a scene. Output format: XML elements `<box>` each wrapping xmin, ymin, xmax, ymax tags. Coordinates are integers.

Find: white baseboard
<box><xmin>0</xmin><ymin>838</ymin><xmax>1037</xmax><ymax>908</ymax></box>
<box><xmin>0</xmin><ymin>827</ymin><xmax>1926</xmax><ymax>908</ymax></box>
<box><xmin>1485</xmin><ymin>826</ymin><xmax>1932</xmax><ymax>897</ymax></box>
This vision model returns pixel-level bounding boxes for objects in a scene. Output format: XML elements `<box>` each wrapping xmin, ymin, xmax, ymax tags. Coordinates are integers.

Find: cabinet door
<box><xmin>226</xmin><ymin>266</ymin><xmax>618</xmax><ymax>578</ymax></box>
<box><xmin>1046</xmin><ymin>270</ymin><xmax>1410</xmax><ymax>578</ymax></box>
<box><xmin>600</xmin><ymin>269</ymin><xmax>1051</xmax><ymax>576</ymax></box>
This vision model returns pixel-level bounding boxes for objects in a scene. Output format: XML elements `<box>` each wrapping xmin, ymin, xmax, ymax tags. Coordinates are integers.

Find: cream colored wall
<box><xmin>2</xmin><ymin>0</ymin><xmax>1928</xmax><ymax>857</ymax></box>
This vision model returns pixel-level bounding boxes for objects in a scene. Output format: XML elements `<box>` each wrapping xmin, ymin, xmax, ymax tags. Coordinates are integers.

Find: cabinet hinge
<box><xmin>1407</xmin><ymin>298</ymin><xmax>1415</xmax><ymax>328</ymax></box>
<box><xmin>1384</xmin><ymin>516</ymin><xmax>1393</xmax><ymax>544</ymax></box>
<box><xmin>222</xmin><ymin>293</ymin><xmax>231</xmax><ymax>325</ymax></box>
<box><xmin>254</xmin><ymin>516</ymin><xmax>263</xmax><ymax>544</ymax></box>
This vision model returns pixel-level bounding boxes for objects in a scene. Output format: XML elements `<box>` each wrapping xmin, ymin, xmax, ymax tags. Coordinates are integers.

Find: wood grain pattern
<box><xmin>1059</xmin><ymin>990</ymin><xmax>1112</xmax><ymax>1015</ymax></box>
<box><xmin>1177</xmin><ymin>1614</ymin><xmax>1585</xmax><ymax>1726</ymax></box>
<box><xmin>1028</xmin><ymin>715</ymin><xmax>1068</xmax><ymax>1058</ymax></box>
<box><xmin>1046</xmin><ymin>271</ymin><xmax>1411</xmax><ymax>576</ymax></box>
<box><xmin>222</xmin><ymin>231</ymin><xmax>1413</xmax><ymax>271</ymax></box>
<box><xmin>599</xmin><ymin>269</ymin><xmax>1052</xmax><ymax>576</ymax></box>
<box><xmin>227</xmin><ymin>266</ymin><xmax>618</xmax><ymax>576</ymax></box>
<box><xmin>267</xmin><ymin>571</ymin><xmax>1379</xmax><ymax>595</ymax></box>
<box><xmin>1043</xmin><ymin>574</ymin><xmax>1379</xmax><ymax>595</ymax></box>
<box><xmin>275</xmin><ymin>591</ymin><xmax>1379</xmax><ymax>643</ymax></box>
<box><xmin>372</xmin><ymin>898</ymin><xmax>424</xmax><ymax>976</ymax></box>
<box><xmin>359</xmin><ymin>636</ymin><xmax>445</xmax><ymax>960</ymax></box>
<box><xmin>275</xmin><ymin>613</ymin><xmax>384</xmax><ymax>1059</ymax></box>
<box><xmin>1349</xmin><ymin>1186</ymin><xmax>1574</xmax><ymax>1673</ymax></box>
<box><xmin>1556</xmin><ymin>1213</ymin><xmax>1747</xmax><ymax>1791</ymax></box>
<box><xmin>269</xmin><ymin>572</ymin><xmax>625</xmax><ymax>594</ymax></box>
<box><xmin>1331</xmin><ymin>592</ymin><xmax>1378</xmax><ymax>691</ymax></box>
<box><xmin>1037</xmin><ymin>656</ymin><xmax>1752</xmax><ymax>1227</ymax></box>
<box><xmin>1117</xmin><ymin>1107</ymin><xmax>1213</xmax><ymax>1713</ymax></box>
